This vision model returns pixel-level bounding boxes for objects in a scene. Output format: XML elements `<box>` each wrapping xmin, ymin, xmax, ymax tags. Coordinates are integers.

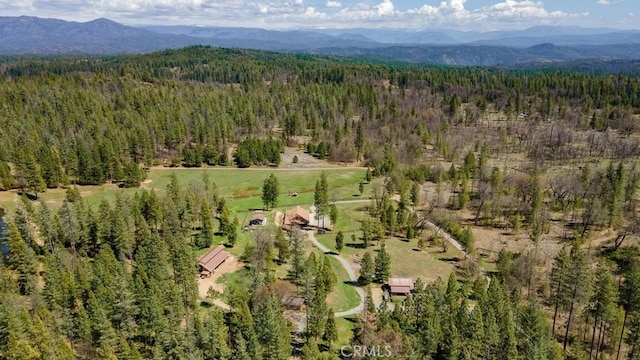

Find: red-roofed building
<box><xmin>388</xmin><ymin>278</ymin><xmax>414</xmax><ymax>295</ymax></box>
<box><xmin>283</xmin><ymin>206</ymin><xmax>310</xmax><ymax>228</ymax></box>
<box><xmin>199</xmin><ymin>245</ymin><xmax>229</xmax><ymax>278</ymax></box>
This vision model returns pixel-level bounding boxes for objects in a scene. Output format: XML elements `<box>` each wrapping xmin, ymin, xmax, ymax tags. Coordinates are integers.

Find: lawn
<box><xmin>145</xmin><ymin>167</ymin><xmax>369</xmax><ymax>212</ymax></box>
<box><xmin>315</xmin><ymin>203</ymin><xmax>458</xmax><ymax>284</ymax></box>
<box><xmin>325</xmin><ymin>255</ymin><xmax>361</xmax><ymax>313</ymax></box>
<box><xmin>0</xmin><ymin>166</ymin><xmax>368</xmax><ymax>215</ymax></box>
<box><xmin>335</xmin><ymin>316</ymin><xmax>356</xmax><ymax>348</ymax></box>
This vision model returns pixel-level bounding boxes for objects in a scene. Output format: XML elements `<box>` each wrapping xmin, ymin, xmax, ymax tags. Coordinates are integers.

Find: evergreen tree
<box><xmin>324</xmin><ymin>310</ymin><xmax>338</xmax><ymax>349</ymax></box>
<box><xmin>374</xmin><ymin>245</ymin><xmax>391</xmax><ymax>284</ymax></box>
<box><xmin>261</xmin><ymin>173</ymin><xmax>279</xmax><ymax>211</ymax></box>
<box><xmin>6</xmin><ymin>223</ymin><xmax>37</xmax><ymax>295</ymax></box>
<box><xmin>411</xmin><ymin>182</ymin><xmax>420</xmax><ymax>207</ymax></box>
<box><xmin>197</xmin><ymin>200</ymin><xmax>215</xmax><ymax>249</ymax></box>
<box><xmin>274</xmin><ymin>227</ymin><xmax>290</xmax><ymax>264</ymax></box>
<box><xmin>518</xmin><ymin>302</ymin><xmax>555</xmax><ymax>360</ymax></box>
<box><xmin>355</xmin><ymin>121</ymin><xmax>365</xmax><ymax>162</ymax></box>
<box><xmin>15</xmin><ymin>149</ymin><xmax>46</xmax><ymax>198</ymax></box>
<box><xmin>254</xmin><ymin>295</ymin><xmax>291</xmax><ymax>359</ymax></box>
<box><xmin>359</xmin><ymin>252</ymin><xmax>374</xmax><ymax>286</ymax></box>
<box><xmin>314</xmin><ymin>173</ymin><xmax>329</xmax><ymax>229</ymax></box>
<box><xmin>335</xmin><ymin>231</ymin><xmax>344</xmax><ymax>253</ymax></box>
<box><xmin>588</xmin><ymin>266</ymin><xmax>619</xmax><ymax>359</ymax></box>
<box><xmin>329</xmin><ymin>204</ymin><xmax>338</xmax><ymax>227</ymax></box>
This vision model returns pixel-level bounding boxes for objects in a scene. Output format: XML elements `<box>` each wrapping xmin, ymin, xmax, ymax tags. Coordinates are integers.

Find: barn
<box><xmin>198</xmin><ymin>245</ymin><xmax>230</xmax><ymax>278</ymax></box>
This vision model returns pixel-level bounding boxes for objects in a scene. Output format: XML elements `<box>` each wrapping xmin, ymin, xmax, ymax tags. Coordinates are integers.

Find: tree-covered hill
<box><xmin>1</xmin><ymin>46</ymin><xmax>639</xmax><ymax>196</ymax></box>
<box><xmin>2</xmin><ymin>46</ymin><xmax>640</xmax><ymax>359</ymax></box>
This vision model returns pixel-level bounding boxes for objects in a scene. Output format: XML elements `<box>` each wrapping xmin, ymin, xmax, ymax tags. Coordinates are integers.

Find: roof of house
<box><xmin>284</xmin><ymin>206</ymin><xmax>310</xmax><ymax>225</ymax></box>
<box><xmin>199</xmin><ymin>245</ymin><xmax>230</xmax><ymax>272</ymax></box>
<box><xmin>252</xmin><ymin>214</ymin><xmax>266</xmax><ymax>221</ymax></box>
<box><xmin>389</xmin><ymin>278</ymin><xmax>414</xmax><ymax>294</ymax></box>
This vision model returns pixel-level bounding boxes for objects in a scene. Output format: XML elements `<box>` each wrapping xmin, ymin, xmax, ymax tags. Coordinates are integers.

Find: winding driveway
<box><xmin>305</xmin><ymin>230</ymin><xmax>366</xmax><ymax>317</ymax></box>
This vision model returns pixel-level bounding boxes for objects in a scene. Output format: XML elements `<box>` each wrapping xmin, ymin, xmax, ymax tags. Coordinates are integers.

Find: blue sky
<box><xmin>1</xmin><ymin>0</ymin><xmax>637</xmax><ymax>30</ymax></box>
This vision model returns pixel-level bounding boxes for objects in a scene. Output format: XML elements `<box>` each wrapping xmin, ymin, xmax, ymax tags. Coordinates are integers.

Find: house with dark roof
<box><xmin>249</xmin><ymin>213</ymin><xmax>267</xmax><ymax>226</ymax></box>
<box><xmin>198</xmin><ymin>245</ymin><xmax>230</xmax><ymax>278</ymax></box>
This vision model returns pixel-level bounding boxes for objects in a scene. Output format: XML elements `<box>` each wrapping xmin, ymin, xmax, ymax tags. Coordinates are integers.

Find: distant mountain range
<box><xmin>2</xmin><ymin>16</ymin><xmax>640</xmax><ymax>67</ymax></box>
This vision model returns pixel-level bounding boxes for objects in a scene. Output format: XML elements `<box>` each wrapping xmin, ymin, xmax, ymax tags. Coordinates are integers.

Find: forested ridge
<box><xmin>1</xmin><ymin>46</ymin><xmax>640</xmax><ymax>359</ymax></box>
<box><xmin>1</xmin><ymin>46</ymin><xmax>640</xmax><ymax>193</ymax></box>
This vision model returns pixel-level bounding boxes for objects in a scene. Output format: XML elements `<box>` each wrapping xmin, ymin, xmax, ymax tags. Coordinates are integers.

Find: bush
<box><xmin>439</xmin><ymin>220</ymin><xmax>474</xmax><ymax>252</ymax></box>
<box><xmin>293</xmin><ymin>155</ymin><xmax>299</xmax><ymax>163</ymax></box>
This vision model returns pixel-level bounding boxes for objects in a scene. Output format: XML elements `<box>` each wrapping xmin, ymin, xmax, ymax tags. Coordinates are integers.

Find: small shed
<box><xmin>199</xmin><ymin>245</ymin><xmax>230</xmax><ymax>277</ymax></box>
<box><xmin>388</xmin><ymin>278</ymin><xmax>414</xmax><ymax>295</ymax></box>
<box><xmin>249</xmin><ymin>214</ymin><xmax>267</xmax><ymax>226</ymax></box>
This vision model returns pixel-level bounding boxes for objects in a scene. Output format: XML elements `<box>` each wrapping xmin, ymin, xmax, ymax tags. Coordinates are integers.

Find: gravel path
<box><xmin>305</xmin><ymin>230</ymin><xmax>366</xmax><ymax>317</ymax></box>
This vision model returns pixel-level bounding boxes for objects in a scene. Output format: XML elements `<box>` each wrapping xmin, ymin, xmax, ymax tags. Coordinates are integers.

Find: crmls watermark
<box><xmin>340</xmin><ymin>344</ymin><xmax>393</xmax><ymax>358</ymax></box>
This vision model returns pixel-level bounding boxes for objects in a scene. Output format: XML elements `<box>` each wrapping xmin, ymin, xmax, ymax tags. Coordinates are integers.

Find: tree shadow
<box><xmin>343</xmin><ymin>280</ymin><xmax>359</xmax><ymax>288</ymax></box>
<box><xmin>439</xmin><ymin>256</ymin><xmax>461</xmax><ymax>262</ymax></box>
<box><xmin>346</xmin><ymin>242</ymin><xmax>365</xmax><ymax>249</ymax></box>
<box><xmin>17</xmin><ymin>192</ymin><xmax>38</xmax><ymax>201</ymax></box>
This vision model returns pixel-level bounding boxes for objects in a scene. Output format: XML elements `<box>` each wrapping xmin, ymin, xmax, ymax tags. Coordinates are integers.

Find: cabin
<box><xmin>249</xmin><ymin>213</ymin><xmax>267</xmax><ymax>226</ymax></box>
<box><xmin>388</xmin><ymin>278</ymin><xmax>414</xmax><ymax>296</ymax></box>
<box><xmin>283</xmin><ymin>206</ymin><xmax>310</xmax><ymax>228</ymax></box>
<box><xmin>198</xmin><ymin>245</ymin><xmax>230</xmax><ymax>278</ymax></box>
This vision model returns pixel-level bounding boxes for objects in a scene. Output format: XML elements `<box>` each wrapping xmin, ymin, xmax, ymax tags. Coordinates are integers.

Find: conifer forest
<box><xmin>1</xmin><ymin>46</ymin><xmax>640</xmax><ymax>359</ymax></box>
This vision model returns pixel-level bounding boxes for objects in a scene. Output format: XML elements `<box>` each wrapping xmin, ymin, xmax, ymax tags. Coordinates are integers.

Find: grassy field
<box><xmin>316</xmin><ymin>203</ymin><xmax>459</xmax><ymax>284</ymax></box>
<box><xmin>325</xmin><ymin>255</ymin><xmax>361</xmax><ymax>313</ymax></box>
<box><xmin>0</xmin><ymin>166</ymin><xmax>369</xmax><ymax>214</ymax></box>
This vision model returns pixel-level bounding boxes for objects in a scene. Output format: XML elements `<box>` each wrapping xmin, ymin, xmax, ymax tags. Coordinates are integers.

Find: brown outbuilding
<box><xmin>388</xmin><ymin>278</ymin><xmax>414</xmax><ymax>295</ymax></box>
<box><xmin>198</xmin><ymin>245</ymin><xmax>229</xmax><ymax>278</ymax></box>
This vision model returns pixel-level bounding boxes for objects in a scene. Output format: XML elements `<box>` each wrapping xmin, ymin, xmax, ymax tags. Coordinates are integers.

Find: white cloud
<box><xmin>375</xmin><ymin>0</ymin><xmax>394</xmax><ymax>16</ymax></box>
<box><xmin>0</xmin><ymin>0</ymin><xmax>597</xmax><ymax>30</ymax></box>
<box><xmin>325</xmin><ymin>0</ymin><xmax>341</xmax><ymax>8</ymax></box>
<box><xmin>597</xmin><ymin>0</ymin><xmax>611</xmax><ymax>4</ymax></box>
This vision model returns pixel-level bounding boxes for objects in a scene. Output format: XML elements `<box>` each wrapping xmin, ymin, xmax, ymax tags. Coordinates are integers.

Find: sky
<box><xmin>1</xmin><ymin>0</ymin><xmax>637</xmax><ymax>31</ymax></box>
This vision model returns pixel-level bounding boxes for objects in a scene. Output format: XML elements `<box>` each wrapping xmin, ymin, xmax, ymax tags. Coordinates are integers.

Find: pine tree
<box><xmin>501</xmin><ymin>308</ymin><xmax>518</xmax><ymax>360</ymax></box>
<box><xmin>518</xmin><ymin>302</ymin><xmax>555</xmax><ymax>360</ymax></box>
<box><xmin>621</xmin><ymin>260</ymin><xmax>640</xmax><ymax>359</ymax></box>
<box><xmin>589</xmin><ymin>266</ymin><xmax>619</xmax><ymax>359</ymax></box>
<box><xmin>197</xmin><ymin>200</ymin><xmax>215</xmax><ymax>249</ymax></box>
<box><xmin>324</xmin><ymin>309</ymin><xmax>338</xmax><ymax>349</ymax></box>
<box><xmin>314</xmin><ymin>173</ymin><xmax>329</xmax><ymax>229</ymax></box>
<box><xmin>261</xmin><ymin>173</ymin><xmax>279</xmax><ymax>210</ymax></box>
<box><xmin>411</xmin><ymin>182</ymin><xmax>420</xmax><ymax>207</ymax></box>
<box><xmin>359</xmin><ymin>252</ymin><xmax>374</xmax><ymax>286</ymax></box>
<box><xmin>374</xmin><ymin>245</ymin><xmax>391</xmax><ymax>284</ymax></box>
<box><xmin>274</xmin><ymin>227</ymin><xmax>290</xmax><ymax>264</ymax></box>
<box><xmin>289</xmin><ymin>228</ymin><xmax>306</xmax><ymax>283</ymax></box>
<box><xmin>6</xmin><ymin>223</ymin><xmax>37</xmax><ymax>295</ymax></box>
<box><xmin>329</xmin><ymin>203</ymin><xmax>338</xmax><ymax>227</ymax></box>
<box><xmin>16</xmin><ymin>149</ymin><xmax>46</xmax><ymax>198</ymax></box>
<box><xmin>355</xmin><ymin>121</ymin><xmax>365</xmax><ymax>162</ymax></box>
<box><xmin>335</xmin><ymin>231</ymin><xmax>344</xmax><ymax>253</ymax></box>
<box><xmin>254</xmin><ymin>295</ymin><xmax>291</xmax><ymax>359</ymax></box>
